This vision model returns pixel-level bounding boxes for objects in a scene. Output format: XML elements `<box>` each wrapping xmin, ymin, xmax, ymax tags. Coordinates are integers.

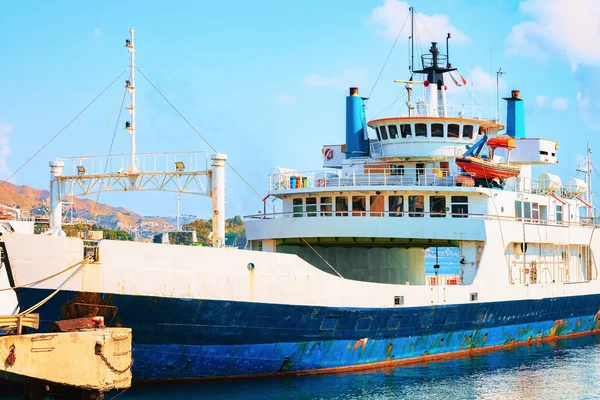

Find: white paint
<box><xmin>49</xmin><ymin>159</ymin><xmax>65</xmax><ymax>236</ymax></box>
<box><xmin>211</xmin><ymin>154</ymin><xmax>227</xmax><ymax>248</ymax></box>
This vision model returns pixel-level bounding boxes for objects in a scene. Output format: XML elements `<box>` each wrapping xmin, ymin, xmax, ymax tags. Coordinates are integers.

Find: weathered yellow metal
<box><xmin>0</xmin><ymin>328</ymin><xmax>132</xmax><ymax>392</ymax></box>
<box><xmin>0</xmin><ymin>314</ymin><xmax>40</xmax><ymax>330</ymax></box>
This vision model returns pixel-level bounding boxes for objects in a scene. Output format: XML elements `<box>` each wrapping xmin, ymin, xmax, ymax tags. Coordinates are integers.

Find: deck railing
<box><xmin>60</xmin><ymin>151</ymin><xmax>209</xmax><ymax>177</ymax></box>
<box><xmin>244</xmin><ymin>210</ymin><xmax>600</xmax><ymax>229</ymax></box>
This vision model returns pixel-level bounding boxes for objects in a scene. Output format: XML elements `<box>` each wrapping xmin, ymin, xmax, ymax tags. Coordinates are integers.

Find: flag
<box><xmin>460</xmin><ymin>74</ymin><xmax>467</xmax><ymax>85</ymax></box>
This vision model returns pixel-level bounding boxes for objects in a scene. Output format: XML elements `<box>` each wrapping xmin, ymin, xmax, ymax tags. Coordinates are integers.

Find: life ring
<box><xmin>317</xmin><ymin>178</ymin><xmax>327</xmax><ymax>187</ymax></box>
<box><xmin>324</xmin><ymin>148</ymin><xmax>334</xmax><ymax>160</ymax></box>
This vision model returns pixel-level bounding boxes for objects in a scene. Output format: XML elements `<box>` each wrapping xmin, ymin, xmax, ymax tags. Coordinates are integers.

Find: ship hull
<box><xmin>14</xmin><ymin>288</ymin><xmax>600</xmax><ymax>381</ymax></box>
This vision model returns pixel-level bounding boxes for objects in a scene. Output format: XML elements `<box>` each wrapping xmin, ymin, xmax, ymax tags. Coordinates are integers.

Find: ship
<box><xmin>1</xmin><ymin>15</ymin><xmax>600</xmax><ymax>382</ymax></box>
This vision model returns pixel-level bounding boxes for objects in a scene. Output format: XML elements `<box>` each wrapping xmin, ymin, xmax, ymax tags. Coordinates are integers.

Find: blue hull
<box><xmin>13</xmin><ymin>288</ymin><xmax>600</xmax><ymax>381</ymax></box>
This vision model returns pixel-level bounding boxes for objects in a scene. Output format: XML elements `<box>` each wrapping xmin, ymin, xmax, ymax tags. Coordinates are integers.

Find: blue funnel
<box><xmin>345</xmin><ymin>87</ymin><xmax>369</xmax><ymax>158</ymax></box>
<box><xmin>503</xmin><ymin>90</ymin><xmax>525</xmax><ymax>138</ymax></box>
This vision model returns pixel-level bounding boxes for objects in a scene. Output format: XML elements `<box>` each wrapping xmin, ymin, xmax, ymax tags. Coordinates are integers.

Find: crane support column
<box><xmin>211</xmin><ymin>154</ymin><xmax>227</xmax><ymax>247</ymax></box>
<box><xmin>49</xmin><ymin>159</ymin><xmax>65</xmax><ymax>236</ymax></box>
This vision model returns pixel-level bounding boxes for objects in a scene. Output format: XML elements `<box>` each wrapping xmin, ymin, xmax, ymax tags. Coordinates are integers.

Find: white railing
<box><xmin>426</xmin><ymin>274</ymin><xmax>462</xmax><ymax>286</ymax></box>
<box><xmin>269</xmin><ymin>167</ymin><xmax>456</xmax><ymax>190</ymax></box>
<box><xmin>410</xmin><ymin>101</ymin><xmax>498</xmax><ymax>122</ymax></box>
<box><xmin>60</xmin><ymin>151</ymin><xmax>209</xmax><ymax>177</ymax></box>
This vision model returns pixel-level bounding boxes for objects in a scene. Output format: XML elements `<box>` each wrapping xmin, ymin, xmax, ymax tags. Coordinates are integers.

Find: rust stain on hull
<box><xmin>140</xmin><ymin>328</ymin><xmax>600</xmax><ymax>383</ymax></box>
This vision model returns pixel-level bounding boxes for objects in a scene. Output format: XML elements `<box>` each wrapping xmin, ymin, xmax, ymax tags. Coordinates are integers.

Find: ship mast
<box><xmin>587</xmin><ymin>142</ymin><xmax>593</xmax><ymax>212</ymax></box>
<box><xmin>125</xmin><ymin>28</ymin><xmax>137</xmax><ymax>173</ymax></box>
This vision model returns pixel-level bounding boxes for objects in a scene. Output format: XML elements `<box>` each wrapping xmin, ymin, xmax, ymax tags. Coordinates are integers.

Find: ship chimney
<box><xmin>503</xmin><ymin>89</ymin><xmax>525</xmax><ymax>138</ymax></box>
<box><xmin>345</xmin><ymin>87</ymin><xmax>369</xmax><ymax>159</ymax></box>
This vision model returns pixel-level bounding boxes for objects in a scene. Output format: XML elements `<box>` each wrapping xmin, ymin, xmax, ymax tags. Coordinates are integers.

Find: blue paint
<box><xmin>13</xmin><ymin>288</ymin><xmax>600</xmax><ymax>381</ymax></box>
<box><xmin>504</xmin><ymin>92</ymin><xmax>525</xmax><ymax>138</ymax></box>
<box><xmin>345</xmin><ymin>89</ymin><xmax>368</xmax><ymax>159</ymax></box>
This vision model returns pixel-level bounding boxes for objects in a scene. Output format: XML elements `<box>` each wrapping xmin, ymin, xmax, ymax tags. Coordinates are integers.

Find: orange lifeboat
<box><xmin>456</xmin><ymin>135</ymin><xmax>520</xmax><ymax>180</ymax></box>
<box><xmin>455</xmin><ymin>156</ymin><xmax>521</xmax><ymax>180</ymax></box>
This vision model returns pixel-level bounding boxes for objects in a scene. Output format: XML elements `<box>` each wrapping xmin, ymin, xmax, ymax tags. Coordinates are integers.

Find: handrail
<box><xmin>244</xmin><ymin>210</ymin><xmax>600</xmax><ymax>228</ymax></box>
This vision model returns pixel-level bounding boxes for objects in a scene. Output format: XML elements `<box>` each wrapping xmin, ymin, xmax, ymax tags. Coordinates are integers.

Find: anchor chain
<box><xmin>96</xmin><ymin>347</ymin><xmax>133</xmax><ymax>374</ymax></box>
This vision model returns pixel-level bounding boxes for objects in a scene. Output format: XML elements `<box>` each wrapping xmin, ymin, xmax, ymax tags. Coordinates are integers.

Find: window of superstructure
<box><xmin>448</xmin><ymin>124</ymin><xmax>460</xmax><ymax>138</ymax></box>
<box><xmin>370</xmin><ymin>195</ymin><xmax>384</xmax><ymax>217</ymax></box>
<box><xmin>556</xmin><ymin>204</ymin><xmax>563</xmax><ymax>223</ymax></box>
<box><xmin>415</xmin><ymin>123</ymin><xmax>427</xmax><ymax>137</ymax></box>
<box><xmin>293</xmin><ymin>198</ymin><xmax>303</xmax><ymax>218</ymax></box>
<box><xmin>352</xmin><ymin>196</ymin><xmax>366</xmax><ymax>216</ymax></box>
<box><xmin>451</xmin><ymin>196</ymin><xmax>468</xmax><ymax>218</ymax></box>
<box><xmin>320</xmin><ymin>197</ymin><xmax>332</xmax><ymax>216</ymax></box>
<box><xmin>430</xmin><ymin>196</ymin><xmax>446</xmax><ymax>217</ymax></box>
<box><xmin>515</xmin><ymin>200</ymin><xmax>522</xmax><ymax>220</ymax></box>
<box><xmin>463</xmin><ymin>125</ymin><xmax>473</xmax><ymax>139</ymax></box>
<box><xmin>388</xmin><ymin>125</ymin><xmax>398</xmax><ymax>139</ymax></box>
<box><xmin>400</xmin><ymin>124</ymin><xmax>412</xmax><ymax>138</ymax></box>
<box><xmin>336</xmin><ymin>197</ymin><xmax>348</xmax><ymax>216</ymax></box>
<box><xmin>306</xmin><ymin>197</ymin><xmax>317</xmax><ymax>217</ymax></box>
<box><xmin>431</xmin><ymin>123</ymin><xmax>444</xmax><ymax>138</ymax></box>
<box><xmin>390</xmin><ymin>165</ymin><xmax>404</xmax><ymax>176</ymax></box>
<box><xmin>380</xmin><ymin>125</ymin><xmax>389</xmax><ymax>140</ymax></box>
<box><xmin>389</xmin><ymin>196</ymin><xmax>404</xmax><ymax>217</ymax></box>
<box><xmin>376</xmin><ymin>127</ymin><xmax>382</xmax><ymax>141</ymax></box>
<box><xmin>531</xmin><ymin>202</ymin><xmax>539</xmax><ymax>220</ymax></box>
<box><xmin>409</xmin><ymin>195</ymin><xmax>424</xmax><ymax>217</ymax></box>
<box><xmin>524</xmin><ymin>201</ymin><xmax>532</xmax><ymax>219</ymax></box>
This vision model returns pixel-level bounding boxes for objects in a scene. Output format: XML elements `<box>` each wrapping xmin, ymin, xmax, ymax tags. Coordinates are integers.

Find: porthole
<box><xmin>247</xmin><ymin>262</ymin><xmax>255</xmax><ymax>271</ymax></box>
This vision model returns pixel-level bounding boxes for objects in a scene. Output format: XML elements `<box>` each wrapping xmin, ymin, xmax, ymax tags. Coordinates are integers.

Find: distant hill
<box><xmin>0</xmin><ymin>181</ymin><xmax>172</xmax><ymax>239</ymax></box>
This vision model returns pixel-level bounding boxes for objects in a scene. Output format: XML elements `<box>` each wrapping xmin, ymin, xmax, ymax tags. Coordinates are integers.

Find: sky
<box><xmin>0</xmin><ymin>0</ymin><xmax>599</xmax><ymax>220</ymax></box>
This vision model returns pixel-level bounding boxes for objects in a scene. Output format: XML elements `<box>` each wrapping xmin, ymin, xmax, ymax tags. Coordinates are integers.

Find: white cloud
<box><xmin>369</xmin><ymin>0</ymin><xmax>469</xmax><ymax>43</ymax></box>
<box><xmin>0</xmin><ymin>122</ymin><xmax>12</xmax><ymax>177</ymax></box>
<box><xmin>550</xmin><ymin>97</ymin><xmax>569</xmax><ymax>111</ymax></box>
<box><xmin>536</xmin><ymin>95</ymin><xmax>548</xmax><ymax>107</ymax></box>
<box><xmin>464</xmin><ymin>65</ymin><xmax>506</xmax><ymax>93</ymax></box>
<box><xmin>505</xmin><ymin>0</ymin><xmax>600</xmax><ymax>65</ymax></box>
<box><xmin>304</xmin><ymin>68</ymin><xmax>367</xmax><ymax>89</ymax></box>
<box><xmin>276</xmin><ymin>94</ymin><xmax>295</xmax><ymax>104</ymax></box>
<box><xmin>536</xmin><ymin>95</ymin><xmax>569</xmax><ymax>111</ymax></box>
<box><xmin>94</xmin><ymin>28</ymin><xmax>102</xmax><ymax>37</ymax></box>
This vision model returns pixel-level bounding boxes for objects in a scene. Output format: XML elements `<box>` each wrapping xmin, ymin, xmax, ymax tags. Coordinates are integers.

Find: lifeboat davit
<box><xmin>456</xmin><ymin>136</ymin><xmax>521</xmax><ymax>180</ymax></box>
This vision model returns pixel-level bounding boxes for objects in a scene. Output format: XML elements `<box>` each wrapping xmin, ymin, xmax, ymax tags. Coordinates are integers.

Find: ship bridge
<box><xmin>368</xmin><ymin>116</ymin><xmax>503</xmax><ymax>161</ymax></box>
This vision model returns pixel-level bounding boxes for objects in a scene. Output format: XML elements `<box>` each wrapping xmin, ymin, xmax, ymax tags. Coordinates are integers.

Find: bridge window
<box><xmin>380</xmin><ymin>126</ymin><xmax>389</xmax><ymax>140</ymax></box>
<box><xmin>400</xmin><ymin>124</ymin><xmax>412</xmax><ymax>138</ymax></box>
<box><xmin>352</xmin><ymin>196</ymin><xmax>366</xmax><ymax>216</ymax></box>
<box><xmin>320</xmin><ymin>197</ymin><xmax>332</xmax><ymax>216</ymax></box>
<box><xmin>524</xmin><ymin>201</ymin><xmax>532</xmax><ymax>219</ymax></box>
<box><xmin>306</xmin><ymin>197</ymin><xmax>317</xmax><ymax>217</ymax></box>
<box><xmin>409</xmin><ymin>195</ymin><xmax>424</xmax><ymax>217</ymax></box>
<box><xmin>431</xmin><ymin>123</ymin><xmax>444</xmax><ymax>138</ymax></box>
<box><xmin>388</xmin><ymin>125</ymin><xmax>398</xmax><ymax>139</ymax></box>
<box><xmin>370</xmin><ymin>195</ymin><xmax>384</xmax><ymax>217</ymax></box>
<box><xmin>389</xmin><ymin>195</ymin><xmax>404</xmax><ymax>217</ymax></box>
<box><xmin>336</xmin><ymin>196</ymin><xmax>348</xmax><ymax>216</ymax></box>
<box><xmin>430</xmin><ymin>196</ymin><xmax>446</xmax><ymax>217</ymax></box>
<box><xmin>515</xmin><ymin>200</ymin><xmax>522</xmax><ymax>220</ymax></box>
<box><xmin>531</xmin><ymin>202</ymin><xmax>539</xmax><ymax>220</ymax></box>
<box><xmin>415</xmin><ymin>123</ymin><xmax>427</xmax><ymax>137</ymax></box>
<box><xmin>376</xmin><ymin>127</ymin><xmax>382</xmax><ymax>141</ymax></box>
<box><xmin>293</xmin><ymin>198</ymin><xmax>303</xmax><ymax>218</ymax></box>
<box><xmin>451</xmin><ymin>196</ymin><xmax>468</xmax><ymax>218</ymax></box>
<box><xmin>390</xmin><ymin>165</ymin><xmax>404</xmax><ymax>176</ymax></box>
<box><xmin>448</xmin><ymin>124</ymin><xmax>460</xmax><ymax>138</ymax></box>
<box><xmin>463</xmin><ymin>125</ymin><xmax>473</xmax><ymax>139</ymax></box>
<box><xmin>556</xmin><ymin>204</ymin><xmax>563</xmax><ymax>223</ymax></box>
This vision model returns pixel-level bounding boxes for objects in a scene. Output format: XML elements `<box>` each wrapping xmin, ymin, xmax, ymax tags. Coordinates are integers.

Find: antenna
<box><xmin>125</xmin><ymin>28</ymin><xmax>137</xmax><ymax>173</ymax></box>
<box><xmin>496</xmin><ymin>68</ymin><xmax>505</xmax><ymax>123</ymax></box>
<box><xmin>446</xmin><ymin>33</ymin><xmax>451</xmax><ymax>68</ymax></box>
<box><xmin>409</xmin><ymin>6</ymin><xmax>414</xmax><ymax>77</ymax></box>
<box><xmin>576</xmin><ymin>142</ymin><xmax>593</xmax><ymax>218</ymax></box>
